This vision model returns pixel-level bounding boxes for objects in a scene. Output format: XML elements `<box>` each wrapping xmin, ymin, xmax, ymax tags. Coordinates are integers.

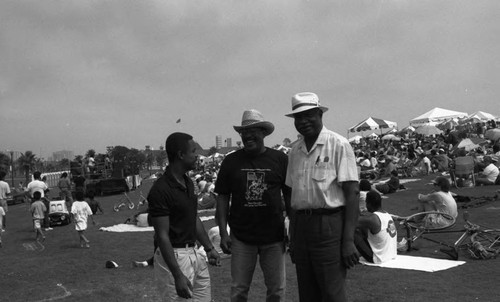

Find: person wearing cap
<box><xmin>475</xmin><ymin>155</ymin><xmax>499</xmax><ymax>186</ymax></box>
<box><xmin>215</xmin><ymin>109</ymin><xmax>291</xmax><ymax>302</ymax></box>
<box><xmin>417</xmin><ymin>176</ymin><xmax>457</xmax><ymax>229</ymax></box>
<box><xmin>285</xmin><ymin>92</ymin><xmax>360</xmax><ymax>302</ymax></box>
<box><xmin>148</xmin><ymin>132</ymin><xmax>220</xmax><ymax>301</ymax></box>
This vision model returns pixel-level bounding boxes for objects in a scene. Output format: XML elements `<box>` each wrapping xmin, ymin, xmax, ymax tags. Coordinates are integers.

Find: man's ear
<box><xmin>177</xmin><ymin>150</ymin><xmax>184</xmax><ymax>160</ymax></box>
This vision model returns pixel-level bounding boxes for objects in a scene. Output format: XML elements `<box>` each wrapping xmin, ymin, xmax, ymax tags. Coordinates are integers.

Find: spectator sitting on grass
<box><xmin>354</xmin><ymin>191</ymin><xmax>397</xmax><ymax>264</ymax></box>
<box><xmin>416</xmin><ymin>176</ymin><xmax>457</xmax><ymax>229</ymax></box>
<box><xmin>358</xmin><ymin>179</ymin><xmax>372</xmax><ymax>213</ymax></box>
<box><xmin>475</xmin><ymin>156</ymin><xmax>499</xmax><ymax>186</ymax></box>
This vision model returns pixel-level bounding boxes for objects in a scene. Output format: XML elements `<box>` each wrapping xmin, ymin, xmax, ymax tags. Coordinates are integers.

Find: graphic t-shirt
<box><xmin>215</xmin><ymin>148</ymin><xmax>288</xmax><ymax>244</ymax></box>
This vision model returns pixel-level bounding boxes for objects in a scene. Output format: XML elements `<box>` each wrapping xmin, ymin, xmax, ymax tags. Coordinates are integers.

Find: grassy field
<box><xmin>1</xmin><ymin>176</ymin><xmax>499</xmax><ymax>302</ymax></box>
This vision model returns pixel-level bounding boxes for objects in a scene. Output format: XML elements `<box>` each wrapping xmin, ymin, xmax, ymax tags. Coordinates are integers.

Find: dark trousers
<box><xmin>293</xmin><ymin>210</ymin><xmax>347</xmax><ymax>302</ymax></box>
<box><xmin>42</xmin><ymin>198</ymin><xmax>50</xmax><ymax>228</ymax></box>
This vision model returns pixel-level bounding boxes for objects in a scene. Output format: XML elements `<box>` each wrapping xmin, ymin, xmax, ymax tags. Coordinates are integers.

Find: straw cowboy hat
<box><xmin>233</xmin><ymin>109</ymin><xmax>275</xmax><ymax>136</ymax></box>
<box><xmin>285</xmin><ymin>92</ymin><xmax>329</xmax><ymax>117</ymax></box>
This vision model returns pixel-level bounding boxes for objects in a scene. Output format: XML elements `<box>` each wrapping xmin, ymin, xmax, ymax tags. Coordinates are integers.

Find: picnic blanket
<box><xmin>100</xmin><ymin>215</ymin><xmax>215</xmax><ymax>232</ymax></box>
<box><xmin>360</xmin><ymin>255</ymin><xmax>465</xmax><ymax>272</ymax></box>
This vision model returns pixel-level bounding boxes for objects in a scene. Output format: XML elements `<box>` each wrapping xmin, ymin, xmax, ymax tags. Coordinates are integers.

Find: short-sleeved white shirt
<box><xmin>0</xmin><ymin>181</ymin><xmax>11</xmax><ymax>199</ymax></box>
<box><xmin>27</xmin><ymin>180</ymin><xmax>48</xmax><ymax>198</ymax></box>
<box><xmin>483</xmin><ymin>163</ymin><xmax>499</xmax><ymax>183</ymax></box>
<box><xmin>286</xmin><ymin>126</ymin><xmax>359</xmax><ymax>209</ymax></box>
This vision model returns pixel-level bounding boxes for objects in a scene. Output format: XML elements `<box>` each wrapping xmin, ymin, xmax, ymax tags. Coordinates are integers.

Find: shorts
<box><xmin>33</xmin><ymin>219</ymin><xmax>42</xmax><ymax>230</ymax></box>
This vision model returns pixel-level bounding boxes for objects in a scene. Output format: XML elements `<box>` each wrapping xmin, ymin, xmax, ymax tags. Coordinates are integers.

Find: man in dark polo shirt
<box><xmin>148</xmin><ymin>132</ymin><xmax>220</xmax><ymax>301</ymax></box>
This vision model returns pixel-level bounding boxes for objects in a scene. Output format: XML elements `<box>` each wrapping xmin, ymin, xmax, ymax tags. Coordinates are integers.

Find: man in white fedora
<box><xmin>285</xmin><ymin>92</ymin><xmax>360</xmax><ymax>302</ymax></box>
<box><xmin>215</xmin><ymin>109</ymin><xmax>291</xmax><ymax>302</ymax></box>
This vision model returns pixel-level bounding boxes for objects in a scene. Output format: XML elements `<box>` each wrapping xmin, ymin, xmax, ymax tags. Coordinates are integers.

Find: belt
<box><xmin>172</xmin><ymin>242</ymin><xmax>196</xmax><ymax>249</ymax></box>
<box><xmin>295</xmin><ymin>207</ymin><xmax>344</xmax><ymax>215</ymax></box>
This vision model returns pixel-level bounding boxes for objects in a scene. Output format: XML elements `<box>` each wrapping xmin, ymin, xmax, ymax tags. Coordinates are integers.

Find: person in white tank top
<box><xmin>354</xmin><ymin>191</ymin><xmax>397</xmax><ymax>264</ymax></box>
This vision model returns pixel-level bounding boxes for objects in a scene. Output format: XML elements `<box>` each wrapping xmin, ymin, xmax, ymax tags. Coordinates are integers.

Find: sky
<box><xmin>1</xmin><ymin>0</ymin><xmax>500</xmax><ymax>158</ymax></box>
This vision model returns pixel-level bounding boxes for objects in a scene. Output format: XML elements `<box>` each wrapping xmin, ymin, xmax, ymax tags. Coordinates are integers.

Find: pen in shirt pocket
<box><xmin>315</xmin><ymin>156</ymin><xmax>320</xmax><ymax>165</ymax></box>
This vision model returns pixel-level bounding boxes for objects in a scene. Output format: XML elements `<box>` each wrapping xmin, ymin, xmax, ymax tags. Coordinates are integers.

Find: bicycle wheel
<box><xmin>404</xmin><ymin>211</ymin><xmax>456</xmax><ymax>231</ymax></box>
<box><xmin>471</xmin><ymin>229</ymin><xmax>500</xmax><ymax>249</ymax></box>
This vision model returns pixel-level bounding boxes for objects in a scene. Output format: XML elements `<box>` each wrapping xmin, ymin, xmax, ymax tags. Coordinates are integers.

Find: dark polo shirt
<box><xmin>148</xmin><ymin>167</ymin><xmax>197</xmax><ymax>246</ymax></box>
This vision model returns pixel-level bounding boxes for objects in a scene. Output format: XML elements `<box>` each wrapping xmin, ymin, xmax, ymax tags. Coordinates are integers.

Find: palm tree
<box><xmin>16</xmin><ymin>151</ymin><xmax>37</xmax><ymax>184</ymax></box>
<box><xmin>0</xmin><ymin>152</ymin><xmax>10</xmax><ymax>172</ymax></box>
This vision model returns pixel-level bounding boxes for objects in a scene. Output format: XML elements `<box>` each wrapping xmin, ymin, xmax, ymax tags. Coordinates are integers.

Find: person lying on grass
<box><xmin>71</xmin><ymin>190</ymin><xmax>95</xmax><ymax>248</ymax></box>
<box><xmin>354</xmin><ymin>191</ymin><xmax>398</xmax><ymax>264</ymax></box>
<box><xmin>374</xmin><ymin>169</ymin><xmax>400</xmax><ymax>195</ymax></box>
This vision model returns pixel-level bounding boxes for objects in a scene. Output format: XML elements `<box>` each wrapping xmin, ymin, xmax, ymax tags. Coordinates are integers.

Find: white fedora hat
<box><xmin>233</xmin><ymin>109</ymin><xmax>275</xmax><ymax>136</ymax></box>
<box><xmin>285</xmin><ymin>92</ymin><xmax>328</xmax><ymax>117</ymax></box>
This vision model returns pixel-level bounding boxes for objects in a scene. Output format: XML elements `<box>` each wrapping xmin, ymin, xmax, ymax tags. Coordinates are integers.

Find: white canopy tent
<box><xmin>410</xmin><ymin>107</ymin><xmax>468</xmax><ymax>127</ymax></box>
<box><xmin>467</xmin><ymin>111</ymin><xmax>497</xmax><ymax>121</ymax></box>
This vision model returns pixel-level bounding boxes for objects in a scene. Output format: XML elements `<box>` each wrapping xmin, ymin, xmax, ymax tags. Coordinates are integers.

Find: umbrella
<box><xmin>436</xmin><ymin>119</ymin><xmax>458</xmax><ymax>131</ymax></box>
<box><xmin>349</xmin><ymin>117</ymin><xmax>397</xmax><ymax>133</ymax></box>
<box><xmin>415</xmin><ymin>125</ymin><xmax>443</xmax><ymax>136</ymax></box>
<box><xmin>456</xmin><ymin>139</ymin><xmax>480</xmax><ymax>151</ymax></box>
<box><xmin>485</xmin><ymin>129</ymin><xmax>500</xmax><ymax>141</ymax></box>
<box><xmin>381</xmin><ymin>134</ymin><xmax>401</xmax><ymax>141</ymax></box>
<box><xmin>348</xmin><ymin>135</ymin><xmax>363</xmax><ymax>144</ymax></box>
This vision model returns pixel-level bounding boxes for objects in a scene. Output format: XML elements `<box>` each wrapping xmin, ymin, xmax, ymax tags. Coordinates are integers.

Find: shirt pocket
<box><xmin>312</xmin><ymin>162</ymin><xmax>336</xmax><ymax>184</ymax></box>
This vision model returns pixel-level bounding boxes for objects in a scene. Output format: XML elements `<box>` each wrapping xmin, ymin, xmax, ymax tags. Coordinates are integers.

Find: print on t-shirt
<box><xmin>386</xmin><ymin>220</ymin><xmax>397</xmax><ymax>238</ymax></box>
<box><xmin>244</xmin><ymin>170</ymin><xmax>268</xmax><ymax>206</ymax></box>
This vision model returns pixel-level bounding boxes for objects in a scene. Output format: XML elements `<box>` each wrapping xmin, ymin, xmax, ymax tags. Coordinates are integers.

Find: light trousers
<box><xmin>154</xmin><ymin>247</ymin><xmax>211</xmax><ymax>302</ymax></box>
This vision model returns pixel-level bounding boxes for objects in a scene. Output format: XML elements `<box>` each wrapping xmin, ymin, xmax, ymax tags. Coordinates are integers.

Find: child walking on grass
<box><xmin>30</xmin><ymin>191</ymin><xmax>46</xmax><ymax>243</ymax></box>
<box><xmin>71</xmin><ymin>191</ymin><xmax>95</xmax><ymax>248</ymax></box>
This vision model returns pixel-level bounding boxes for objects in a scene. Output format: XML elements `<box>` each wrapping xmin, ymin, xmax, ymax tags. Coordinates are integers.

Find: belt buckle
<box><xmin>305</xmin><ymin>209</ymin><xmax>313</xmax><ymax>215</ymax></box>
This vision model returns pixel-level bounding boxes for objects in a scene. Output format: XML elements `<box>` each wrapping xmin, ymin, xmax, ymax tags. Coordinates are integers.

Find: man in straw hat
<box><xmin>215</xmin><ymin>109</ymin><xmax>291</xmax><ymax>301</ymax></box>
<box><xmin>285</xmin><ymin>92</ymin><xmax>360</xmax><ymax>302</ymax></box>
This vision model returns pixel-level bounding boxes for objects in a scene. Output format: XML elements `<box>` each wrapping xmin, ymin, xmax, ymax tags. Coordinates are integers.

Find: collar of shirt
<box><xmin>297</xmin><ymin>126</ymin><xmax>328</xmax><ymax>155</ymax></box>
<box><xmin>163</xmin><ymin>167</ymin><xmax>191</xmax><ymax>193</ymax></box>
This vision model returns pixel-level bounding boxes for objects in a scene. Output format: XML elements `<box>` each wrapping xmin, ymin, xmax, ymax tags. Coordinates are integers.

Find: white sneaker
<box><xmin>45</xmin><ymin>227</ymin><xmax>53</xmax><ymax>231</ymax></box>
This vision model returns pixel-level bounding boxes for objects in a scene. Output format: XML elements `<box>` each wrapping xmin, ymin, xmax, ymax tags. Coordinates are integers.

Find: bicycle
<box><xmin>113</xmin><ymin>191</ymin><xmax>148</xmax><ymax>212</ymax></box>
<box><xmin>392</xmin><ymin>211</ymin><xmax>500</xmax><ymax>260</ymax></box>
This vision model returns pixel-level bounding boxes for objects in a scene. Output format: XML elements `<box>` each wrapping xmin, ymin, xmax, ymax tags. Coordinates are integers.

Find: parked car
<box><xmin>48</xmin><ymin>200</ymin><xmax>71</xmax><ymax>226</ymax></box>
<box><xmin>6</xmin><ymin>189</ymin><xmax>27</xmax><ymax>205</ymax></box>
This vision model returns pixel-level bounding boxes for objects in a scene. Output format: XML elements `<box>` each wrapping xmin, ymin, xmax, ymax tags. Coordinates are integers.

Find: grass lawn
<box><xmin>1</xmin><ymin>176</ymin><xmax>499</xmax><ymax>301</ymax></box>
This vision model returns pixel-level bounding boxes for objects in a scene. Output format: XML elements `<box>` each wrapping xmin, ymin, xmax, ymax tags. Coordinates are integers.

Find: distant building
<box><xmin>216</xmin><ymin>135</ymin><xmax>223</xmax><ymax>149</ymax></box>
<box><xmin>52</xmin><ymin>150</ymin><xmax>74</xmax><ymax>161</ymax></box>
<box><xmin>226</xmin><ymin>137</ymin><xmax>232</xmax><ymax>147</ymax></box>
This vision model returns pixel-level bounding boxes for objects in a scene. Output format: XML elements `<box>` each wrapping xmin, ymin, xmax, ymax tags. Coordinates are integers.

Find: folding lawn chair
<box><xmin>450</xmin><ymin>156</ymin><xmax>476</xmax><ymax>188</ymax></box>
